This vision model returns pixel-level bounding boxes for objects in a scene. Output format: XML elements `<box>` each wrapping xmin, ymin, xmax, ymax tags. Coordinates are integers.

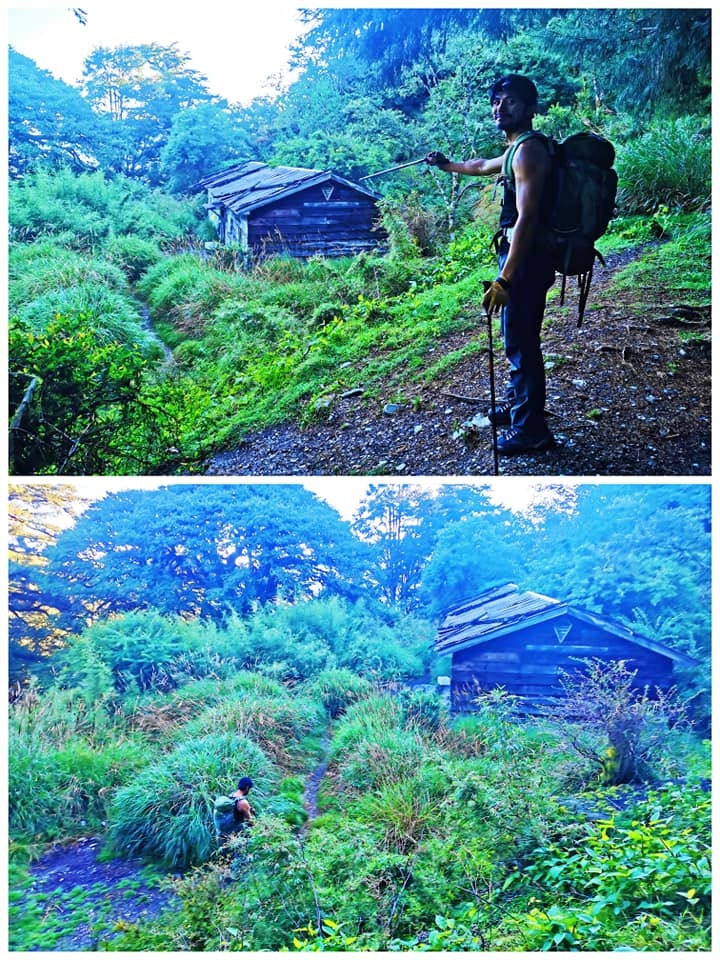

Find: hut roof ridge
<box><xmin>435</xmin><ymin>581</ymin><xmax>696</xmax><ymax>665</ymax></box>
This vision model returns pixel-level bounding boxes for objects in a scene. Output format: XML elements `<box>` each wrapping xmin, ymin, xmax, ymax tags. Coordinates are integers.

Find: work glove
<box><xmin>425</xmin><ymin>150</ymin><xmax>450</xmax><ymax>167</ymax></box>
<box><xmin>482</xmin><ymin>280</ymin><xmax>511</xmax><ymax>316</ymax></box>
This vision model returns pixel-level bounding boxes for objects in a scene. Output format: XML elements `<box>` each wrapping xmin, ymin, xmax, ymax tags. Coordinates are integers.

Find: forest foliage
<box><xmin>7</xmin><ymin>8</ymin><xmax>711</xmax><ymax>474</ymax></box>
<box><xmin>9</xmin><ymin>482</ymin><xmax>711</xmax><ymax>688</ymax></box>
<box><xmin>6</xmin><ymin>10</ymin><xmax>713</xmax><ymax>949</ymax></box>
<box><xmin>8</xmin><ymin>480</ymin><xmax>712</xmax><ymax>950</ymax></box>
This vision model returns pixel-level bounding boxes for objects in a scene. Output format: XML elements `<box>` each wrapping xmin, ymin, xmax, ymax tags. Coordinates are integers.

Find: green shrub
<box><xmin>9</xmin><ymin>311</ymin><xmax>164</xmax><ymax>474</ymax></box>
<box><xmin>301</xmin><ymin>667</ymin><xmax>373</xmax><ymax>718</ymax></box>
<box><xmin>13</xmin><ymin>283</ymin><xmax>157</xmax><ymax>353</ymax></box>
<box><xmin>9</xmin><ymin>167</ymin><xmax>198</xmax><ymax>248</ymax></box>
<box><xmin>388</xmin><ymin>904</ymin><xmax>490</xmax><ymax>951</ymax></box>
<box><xmin>136</xmin><ymin>255</ymin><xmax>240</xmax><ymax>330</ymax></box>
<box><xmin>506</xmin><ymin>784</ymin><xmax>711</xmax><ymax>950</ymax></box>
<box><xmin>118</xmin><ymin>671</ymin><xmax>287</xmax><ymax>743</ymax></box>
<box><xmin>178</xmin><ymin>682</ymin><xmax>324</xmax><ymax>769</ymax></box>
<box><xmin>59</xmin><ymin>612</ymin><xmax>217</xmax><ymax>694</ymax></box>
<box><xmin>241</xmin><ymin>623</ymin><xmax>334</xmax><ymax>682</ymax></box>
<box><xmin>9</xmin><ymin>241</ymin><xmax>129</xmax><ymax>310</ymax></box>
<box><xmin>399</xmin><ymin>688</ymin><xmax>448</xmax><ymax>733</ymax></box>
<box><xmin>352</xmin><ymin>776</ymin><xmax>436</xmax><ymax>855</ymax></box>
<box><xmin>237</xmin><ymin>599</ymin><xmax>424</xmax><ymax>684</ymax></box>
<box><xmin>105</xmin><ymin>733</ymin><xmax>276</xmax><ymax>869</ymax></box>
<box><xmin>262</xmin><ymin>777</ymin><xmax>309</xmax><ymax>827</ymax></box>
<box><xmin>329</xmin><ymin>695</ymin><xmax>436</xmax><ymax>793</ymax></box>
<box><xmin>9</xmin><ymin>714</ymin><xmax>150</xmax><ymax>841</ymax></box>
<box><xmin>104</xmin><ymin>235</ymin><xmax>163</xmax><ymax>282</ymax></box>
<box><xmin>616</xmin><ymin>116</ymin><xmax>710</xmax><ymax>214</ymax></box>
<box><xmin>341</xmin><ymin>630</ymin><xmax>427</xmax><ymax>681</ymax></box>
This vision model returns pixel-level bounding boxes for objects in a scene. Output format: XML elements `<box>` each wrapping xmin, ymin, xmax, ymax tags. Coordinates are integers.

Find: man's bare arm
<box><xmin>439</xmin><ymin>154</ymin><xmax>504</xmax><ymax>177</ymax></box>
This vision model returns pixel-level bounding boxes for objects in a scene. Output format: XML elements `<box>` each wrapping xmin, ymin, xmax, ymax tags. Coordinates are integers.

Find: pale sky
<box><xmin>19</xmin><ymin>476</ymin><xmax>586</xmax><ymax>523</ymax></box>
<box><xmin>7</xmin><ymin>1</ymin><xmax>311</xmax><ymax>105</ymax></box>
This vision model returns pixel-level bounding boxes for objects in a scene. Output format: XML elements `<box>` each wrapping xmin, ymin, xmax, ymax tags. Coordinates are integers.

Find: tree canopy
<box><xmin>8</xmin><ymin>48</ymin><xmax>106</xmax><ymax>177</ymax></box>
<box><xmin>36</xmin><ymin>484</ymin><xmax>370</xmax><ymax>629</ymax></box>
<box><xmin>8</xmin><ymin>8</ymin><xmax>710</xmax><ymax>191</ymax></box>
<box><xmin>10</xmin><ymin>482</ymin><xmax>710</xmax><ymax>706</ymax></box>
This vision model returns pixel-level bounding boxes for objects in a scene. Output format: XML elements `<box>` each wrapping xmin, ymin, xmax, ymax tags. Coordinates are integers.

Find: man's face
<box><xmin>491</xmin><ymin>90</ymin><xmax>534</xmax><ymax>134</ymax></box>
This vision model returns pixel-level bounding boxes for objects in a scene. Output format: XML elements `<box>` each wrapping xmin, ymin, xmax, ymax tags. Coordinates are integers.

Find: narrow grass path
<box><xmin>303</xmin><ymin>727</ymin><xmax>332</xmax><ymax>826</ymax></box>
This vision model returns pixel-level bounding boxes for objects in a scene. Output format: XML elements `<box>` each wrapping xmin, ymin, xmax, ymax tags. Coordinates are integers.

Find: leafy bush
<box><xmin>9</xmin><ymin>312</ymin><xmax>159</xmax><ymax>474</ymax></box>
<box><xmin>506</xmin><ymin>785</ymin><xmax>711</xmax><ymax>950</ymax></box>
<box><xmin>9</xmin><ymin>241</ymin><xmax>130</xmax><ymax>311</ymax></box>
<box><xmin>13</xmin><ymin>283</ymin><xmax>157</xmax><ymax>352</ymax></box>
<box><xmin>616</xmin><ymin>116</ymin><xmax>710</xmax><ymax>214</ymax></box>
<box><xmin>301</xmin><ymin>667</ymin><xmax>373</xmax><ymax>718</ymax></box>
<box><xmin>104</xmin><ymin>235</ymin><xmax>163</xmax><ymax>282</ymax></box>
<box><xmin>59</xmin><ymin>612</ymin><xmax>221</xmax><ymax>694</ymax></box>
<box><xmin>9</xmin><ymin>167</ymin><xmax>198</xmax><ymax>248</ymax></box>
<box><xmin>105</xmin><ymin>733</ymin><xmax>276</xmax><ymax>869</ymax></box>
<box><xmin>125</xmin><ymin>670</ymin><xmax>290</xmax><ymax>737</ymax></box>
<box><xmin>262</xmin><ymin>777</ymin><xmax>309</xmax><ymax>827</ymax></box>
<box><xmin>225</xmin><ymin>599</ymin><xmax>431</xmax><ymax>684</ymax></box>
<box><xmin>136</xmin><ymin>254</ymin><xmax>242</xmax><ymax>332</ymax></box>
<box><xmin>329</xmin><ymin>695</ymin><xmax>441</xmax><ymax>794</ymax></box>
<box><xmin>178</xmin><ymin>681</ymin><xmax>325</xmax><ymax>769</ymax></box>
<box><xmin>398</xmin><ymin>688</ymin><xmax>448</xmax><ymax>733</ymax></box>
<box><xmin>8</xmin><ymin>684</ymin><xmax>151</xmax><ymax>840</ymax></box>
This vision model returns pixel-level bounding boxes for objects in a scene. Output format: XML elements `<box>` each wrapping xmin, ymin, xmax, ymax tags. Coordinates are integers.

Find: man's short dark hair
<box><xmin>490</xmin><ymin>75</ymin><xmax>538</xmax><ymax>108</ymax></box>
<box><xmin>238</xmin><ymin>776</ymin><xmax>253</xmax><ymax>791</ymax></box>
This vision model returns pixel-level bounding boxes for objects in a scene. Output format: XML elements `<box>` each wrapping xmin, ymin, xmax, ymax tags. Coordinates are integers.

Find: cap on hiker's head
<box><xmin>238</xmin><ymin>776</ymin><xmax>253</xmax><ymax>791</ymax></box>
<box><xmin>490</xmin><ymin>75</ymin><xmax>538</xmax><ymax>108</ymax></box>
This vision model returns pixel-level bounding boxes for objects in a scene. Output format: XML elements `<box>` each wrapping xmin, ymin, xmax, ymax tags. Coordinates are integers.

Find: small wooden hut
<box><xmin>435</xmin><ymin>582</ymin><xmax>696</xmax><ymax>713</ymax></box>
<box><xmin>197</xmin><ymin>161</ymin><xmax>387</xmax><ymax>259</ymax></box>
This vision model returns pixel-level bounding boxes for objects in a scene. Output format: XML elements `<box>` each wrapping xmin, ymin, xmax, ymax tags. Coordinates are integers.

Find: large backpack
<box><xmin>213</xmin><ymin>795</ymin><xmax>236</xmax><ymax>816</ymax></box>
<box><xmin>502</xmin><ymin>130</ymin><xmax>618</xmax><ymax>326</ymax></box>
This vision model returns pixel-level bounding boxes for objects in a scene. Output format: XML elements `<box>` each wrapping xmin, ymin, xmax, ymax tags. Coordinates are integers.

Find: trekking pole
<box><xmin>359</xmin><ymin>157</ymin><xmax>427</xmax><ymax>181</ymax></box>
<box><xmin>482</xmin><ymin>281</ymin><xmax>500</xmax><ymax>476</ymax></box>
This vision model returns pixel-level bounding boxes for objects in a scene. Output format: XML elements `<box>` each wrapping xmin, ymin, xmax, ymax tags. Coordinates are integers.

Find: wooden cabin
<box><xmin>435</xmin><ymin>582</ymin><xmax>696</xmax><ymax>714</ymax></box>
<box><xmin>197</xmin><ymin>161</ymin><xmax>387</xmax><ymax>259</ymax></box>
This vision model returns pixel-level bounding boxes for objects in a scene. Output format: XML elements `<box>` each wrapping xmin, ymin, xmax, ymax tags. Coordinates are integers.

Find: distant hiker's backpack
<box><xmin>502</xmin><ymin>130</ymin><xmax>618</xmax><ymax>325</ymax></box>
<box><xmin>213</xmin><ymin>795</ymin><xmax>236</xmax><ymax>816</ymax></box>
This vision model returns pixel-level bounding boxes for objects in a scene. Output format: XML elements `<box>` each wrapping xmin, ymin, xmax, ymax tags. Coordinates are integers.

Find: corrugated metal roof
<box><xmin>435</xmin><ymin>582</ymin><xmax>696</xmax><ymax>664</ymax></box>
<box><xmin>436</xmin><ymin>583</ymin><xmax>563</xmax><ymax>653</ymax></box>
<box><xmin>197</xmin><ymin>161</ymin><xmax>380</xmax><ymax>214</ymax></box>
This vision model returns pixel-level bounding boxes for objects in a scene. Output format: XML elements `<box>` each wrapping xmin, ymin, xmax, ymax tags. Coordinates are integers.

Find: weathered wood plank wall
<box><xmin>245</xmin><ymin>183</ymin><xmax>385</xmax><ymax>258</ymax></box>
<box><xmin>450</xmin><ymin>618</ymin><xmax>675</xmax><ymax>712</ymax></box>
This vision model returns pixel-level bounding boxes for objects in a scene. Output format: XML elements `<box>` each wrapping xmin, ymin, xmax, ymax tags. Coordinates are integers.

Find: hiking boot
<box><xmin>487</xmin><ymin>400</ymin><xmax>513</xmax><ymax>426</ymax></box>
<box><xmin>496</xmin><ymin>426</ymin><xmax>554</xmax><ymax>455</ymax></box>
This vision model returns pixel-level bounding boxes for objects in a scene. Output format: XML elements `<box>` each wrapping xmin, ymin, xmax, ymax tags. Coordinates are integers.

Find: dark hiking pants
<box><xmin>498</xmin><ymin>242</ymin><xmax>556</xmax><ymax>437</ymax></box>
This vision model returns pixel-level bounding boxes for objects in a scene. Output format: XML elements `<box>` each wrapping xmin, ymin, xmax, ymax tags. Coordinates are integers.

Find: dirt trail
<box><xmin>304</xmin><ymin>728</ymin><xmax>332</xmax><ymax>825</ymax></box>
<box><xmin>13</xmin><ymin>837</ymin><xmax>176</xmax><ymax>951</ymax></box>
<box><xmin>205</xmin><ymin>247</ymin><xmax>711</xmax><ymax>477</ymax></box>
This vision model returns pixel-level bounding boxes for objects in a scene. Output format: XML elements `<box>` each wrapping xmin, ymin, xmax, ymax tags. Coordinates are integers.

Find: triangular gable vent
<box><xmin>322</xmin><ymin>186</ymin><xmax>335</xmax><ymax>200</ymax></box>
<box><xmin>554</xmin><ymin>624</ymin><xmax>572</xmax><ymax>644</ymax></box>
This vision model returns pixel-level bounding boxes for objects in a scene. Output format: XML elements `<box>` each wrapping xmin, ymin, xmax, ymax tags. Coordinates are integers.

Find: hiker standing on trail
<box><xmin>232</xmin><ymin>776</ymin><xmax>254</xmax><ymax>827</ymax></box>
<box><xmin>427</xmin><ymin>74</ymin><xmax>556</xmax><ymax>455</ymax></box>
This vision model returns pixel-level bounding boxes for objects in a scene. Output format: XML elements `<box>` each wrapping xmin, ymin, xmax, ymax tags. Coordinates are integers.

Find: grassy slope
<box><xmin>146</xmin><ymin>212</ymin><xmax>709</xmax><ymax>458</ymax></box>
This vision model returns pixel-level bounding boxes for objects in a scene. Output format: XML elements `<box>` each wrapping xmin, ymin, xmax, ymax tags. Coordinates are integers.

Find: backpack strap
<box><xmin>501</xmin><ymin>130</ymin><xmax>549</xmax><ymax>182</ymax></box>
